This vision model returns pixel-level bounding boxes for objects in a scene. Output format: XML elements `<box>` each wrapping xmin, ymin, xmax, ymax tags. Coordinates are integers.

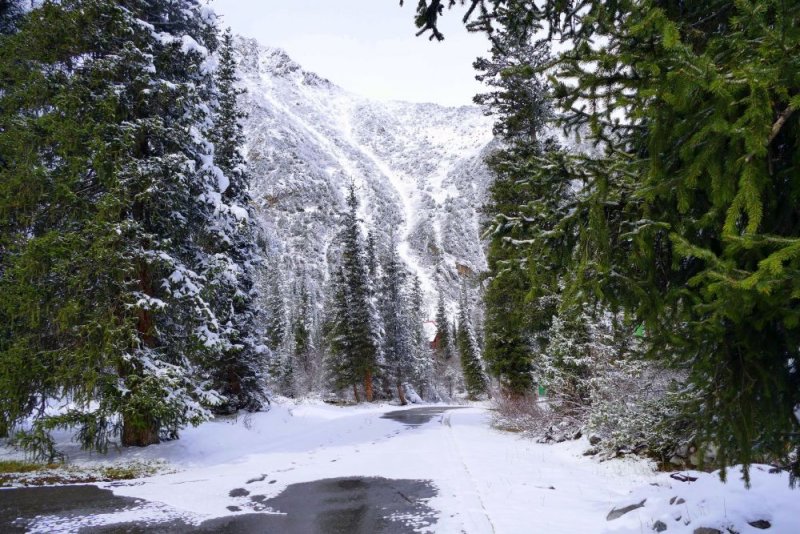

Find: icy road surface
<box><xmin>2</xmin><ymin>403</ymin><xmax>796</xmax><ymax>533</ymax></box>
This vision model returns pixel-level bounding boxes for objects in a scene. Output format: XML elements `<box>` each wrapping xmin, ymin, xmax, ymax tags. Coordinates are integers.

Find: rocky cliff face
<box><xmin>235</xmin><ymin>37</ymin><xmax>495</xmax><ymax>318</ymax></box>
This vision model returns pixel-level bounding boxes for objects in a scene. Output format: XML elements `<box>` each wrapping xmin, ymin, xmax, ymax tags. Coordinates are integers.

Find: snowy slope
<box><xmin>235</xmin><ymin>37</ymin><xmax>495</xmax><ymax>316</ymax></box>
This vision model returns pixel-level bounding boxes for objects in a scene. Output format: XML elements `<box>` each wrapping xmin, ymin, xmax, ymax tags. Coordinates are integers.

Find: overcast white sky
<box><xmin>209</xmin><ymin>0</ymin><xmax>490</xmax><ymax>107</ymax></box>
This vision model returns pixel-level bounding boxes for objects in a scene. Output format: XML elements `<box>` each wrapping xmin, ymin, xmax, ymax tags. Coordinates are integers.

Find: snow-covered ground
<box><xmin>2</xmin><ymin>403</ymin><xmax>797</xmax><ymax>533</ymax></box>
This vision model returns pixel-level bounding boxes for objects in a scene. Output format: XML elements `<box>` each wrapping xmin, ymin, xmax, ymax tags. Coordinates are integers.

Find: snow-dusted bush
<box><xmin>587</xmin><ymin>359</ymin><xmax>694</xmax><ymax>463</ymax></box>
<box><xmin>492</xmin><ymin>306</ymin><xmax>696</xmax><ymax>461</ymax></box>
<box><xmin>491</xmin><ymin>394</ymin><xmax>546</xmax><ymax>434</ymax></box>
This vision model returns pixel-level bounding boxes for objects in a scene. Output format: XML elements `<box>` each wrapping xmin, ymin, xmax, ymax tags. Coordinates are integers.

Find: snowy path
<box><xmin>3</xmin><ymin>403</ymin><xmax>795</xmax><ymax>533</ymax></box>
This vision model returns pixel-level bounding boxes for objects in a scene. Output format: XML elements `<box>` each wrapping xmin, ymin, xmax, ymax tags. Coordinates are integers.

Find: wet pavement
<box><xmin>0</xmin><ymin>485</ymin><xmax>144</xmax><ymax>533</ymax></box>
<box><xmin>381</xmin><ymin>405</ymin><xmax>463</xmax><ymax>426</ymax></box>
<box><xmin>1</xmin><ymin>478</ymin><xmax>437</xmax><ymax>533</ymax></box>
<box><xmin>0</xmin><ymin>407</ymin><xmax>459</xmax><ymax>533</ymax></box>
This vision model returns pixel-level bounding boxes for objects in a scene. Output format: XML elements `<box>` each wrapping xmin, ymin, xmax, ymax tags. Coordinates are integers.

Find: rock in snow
<box><xmin>607</xmin><ymin>499</ymin><xmax>647</xmax><ymax>520</ymax></box>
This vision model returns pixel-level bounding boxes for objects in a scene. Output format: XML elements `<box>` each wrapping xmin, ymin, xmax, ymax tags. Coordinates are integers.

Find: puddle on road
<box><xmin>228</xmin><ymin>477</ymin><xmax>438</xmax><ymax>534</ymax></box>
<box><xmin>2</xmin><ymin>477</ymin><xmax>438</xmax><ymax>534</ymax></box>
<box><xmin>0</xmin><ymin>485</ymin><xmax>145</xmax><ymax>533</ymax></box>
<box><xmin>1</xmin><ymin>407</ymin><xmax>461</xmax><ymax>533</ymax></box>
<box><xmin>380</xmin><ymin>406</ymin><xmax>464</xmax><ymax>426</ymax></box>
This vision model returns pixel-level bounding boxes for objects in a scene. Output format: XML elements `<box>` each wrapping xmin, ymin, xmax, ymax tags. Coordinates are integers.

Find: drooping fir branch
<box><xmin>400</xmin><ymin>0</ymin><xmax>487</xmax><ymax>41</ymax></box>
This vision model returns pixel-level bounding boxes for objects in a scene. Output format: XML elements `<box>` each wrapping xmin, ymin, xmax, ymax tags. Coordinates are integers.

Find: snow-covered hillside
<box><xmin>235</xmin><ymin>37</ymin><xmax>495</xmax><ymax>317</ymax></box>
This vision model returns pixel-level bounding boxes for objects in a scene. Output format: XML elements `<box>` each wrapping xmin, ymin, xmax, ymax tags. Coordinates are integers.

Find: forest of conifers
<box><xmin>0</xmin><ymin>0</ymin><xmax>798</xmax><ymax>486</ymax></box>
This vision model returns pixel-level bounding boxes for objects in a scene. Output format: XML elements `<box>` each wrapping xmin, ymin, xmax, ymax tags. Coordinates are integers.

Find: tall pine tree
<box><xmin>325</xmin><ymin>186</ymin><xmax>380</xmax><ymax>402</ymax></box>
<box><xmin>457</xmin><ymin>287</ymin><xmax>488</xmax><ymax>400</ymax></box>
<box><xmin>205</xmin><ymin>26</ymin><xmax>266</xmax><ymax>414</ymax></box>
<box><xmin>379</xmin><ymin>232</ymin><xmax>415</xmax><ymax>404</ymax></box>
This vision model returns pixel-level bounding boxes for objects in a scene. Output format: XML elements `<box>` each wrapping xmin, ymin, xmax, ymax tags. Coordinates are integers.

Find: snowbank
<box><xmin>604</xmin><ymin>465</ymin><xmax>799</xmax><ymax>534</ymax></box>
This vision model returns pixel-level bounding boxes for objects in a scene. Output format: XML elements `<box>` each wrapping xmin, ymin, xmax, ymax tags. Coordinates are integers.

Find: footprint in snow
<box><xmin>229</xmin><ymin>488</ymin><xmax>250</xmax><ymax>498</ymax></box>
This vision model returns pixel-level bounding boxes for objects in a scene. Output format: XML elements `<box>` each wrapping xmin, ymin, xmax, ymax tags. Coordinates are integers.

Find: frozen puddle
<box><xmin>1</xmin><ymin>477</ymin><xmax>437</xmax><ymax>533</ymax></box>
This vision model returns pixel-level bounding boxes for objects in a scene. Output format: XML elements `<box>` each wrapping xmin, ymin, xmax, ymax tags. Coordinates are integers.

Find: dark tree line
<box><xmin>321</xmin><ymin>185</ymin><xmax>487</xmax><ymax>403</ymax></box>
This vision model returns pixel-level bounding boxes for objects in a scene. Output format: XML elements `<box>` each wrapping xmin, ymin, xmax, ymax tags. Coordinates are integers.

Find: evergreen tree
<box><xmin>325</xmin><ymin>266</ymin><xmax>360</xmax><ymax>400</ymax></box>
<box><xmin>325</xmin><ymin>186</ymin><xmax>380</xmax><ymax>401</ymax></box>
<box><xmin>205</xmin><ymin>25</ymin><xmax>266</xmax><ymax>414</ymax></box>
<box><xmin>292</xmin><ymin>277</ymin><xmax>315</xmax><ymax>393</ymax></box>
<box><xmin>434</xmin><ymin>292</ymin><xmax>454</xmax><ymax>361</ymax></box>
<box><xmin>0</xmin><ymin>0</ymin><xmax>262</xmax><ymax>455</ymax></box>
<box><xmin>474</xmin><ymin>4</ymin><xmax>570</xmax><ymax>401</ymax></box>
<box><xmin>264</xmin><ymin>261</ymin><xmax>293</xmax><ymax>395</ymax></box>
<box><xmin>365</xmin><ymin>229</ymin><xmax>378</xmax><ymax>279</ymax></box>
<box><xmin>457</xmin><ymin>289</ymin><xmax>488</xmax><ymax>400</ymax></box>
<box><xmin>212</xmin><ymin>28</ymin><xmax>247</xmax><ymax>203</ymax></box>
<box><xmin>264</xmin><ymin>265</ymin><xmax>287</xmax><ymax>352</ymax></box>
<box><xmin>408</xmin><ymin>274</ymin><xmax>434</xmax><ymax>398</ymax></box>
<box><xmin>379</xmin><ymin>232</ymin><xmax>415</xmax><ymax>404</ymax></box>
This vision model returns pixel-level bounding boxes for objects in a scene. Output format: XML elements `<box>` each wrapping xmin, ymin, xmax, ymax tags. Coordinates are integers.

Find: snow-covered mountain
<box><xmin>235</xmin><ymin>37</ymin><xmax>495</xmax><ymax>316</ymax></box>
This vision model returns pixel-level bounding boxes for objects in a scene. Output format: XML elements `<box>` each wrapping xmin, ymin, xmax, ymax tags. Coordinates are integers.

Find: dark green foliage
<box><xmin>432</xmin><ymin>0</ymin><xmax>800</xmax><ymax>483</ymax></box>
<box><xmin>434</xmin><ymin>292</ymin><xmax>454</xmax><ymax>361</ymax></box>
<box><xmin>457</xmin><ymin>293</ymin><xmax>488</xmax><ymax>400</ymax></box>
<box><xmin>477</xmin><ymin>5</ymin><xmax>562</xmax><ymax>399</ymax></box>
<box><xmin>483</xmin><ymin>262</ymin><xmax>534</xmax><ymax>396</ymax></box>
<box><xmin>213</xmin><ymin>28</ymin><xmax>247</xmax><ymax>202</ymax></box>
<box><xmin>0</xmin><ymin>0</ymin><xmax>264</xmax><ymax>454</ymax></box>
<box><xmin>206</xmin><ymin>27</ymin><xmax>266</xmax><ymax>414</ymax></box>
<box><xmin>325</xmin><ymin>185</ymin><xmax>379</xmax><ymax>401</ymax></box>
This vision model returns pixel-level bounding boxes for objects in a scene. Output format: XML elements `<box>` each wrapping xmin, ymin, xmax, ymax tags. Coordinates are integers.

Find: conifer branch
<box><xmin>768</xmin><ymin>105</ymin><xmax>795</xmax><ymax>146</ymax></box>
<box><xmin>744</xmin><ymin>105</ymin><xmax>795</xmax><ymax>163</ymax></box>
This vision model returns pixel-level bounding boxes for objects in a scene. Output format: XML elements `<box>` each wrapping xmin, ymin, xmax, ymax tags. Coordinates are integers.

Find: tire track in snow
<box><xmin>440</xmin><ymin>411</ymin><xmax>497</xmax><ymax>534</ymax></box>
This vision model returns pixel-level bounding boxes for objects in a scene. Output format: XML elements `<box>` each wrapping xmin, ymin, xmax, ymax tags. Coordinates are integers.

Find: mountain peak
<box><xmin>234</xmin><ymin>36</ymin><xmax>333</xmax><ymax>88</ymax></box>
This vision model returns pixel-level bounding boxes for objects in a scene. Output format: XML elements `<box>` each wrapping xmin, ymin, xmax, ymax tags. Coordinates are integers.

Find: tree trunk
<box><xmin>121</xmin><ymin>415</ymin><xmax>159</xmax><ymax>447</ymax></box>
<box><xmin>364</xmin><ymin>369</ymin><xmax>374</xmax><ymax>402</ymax></box>
<box><xmin>0</xmin><ymin>417</ymin><xmax>8</xmax><ymax>438</ymax></box>
<box><xmin>397</xmin><ymin>381</ymin><xmax>407</xmax><ymax>406</ymax></box>
<box><xmin>135</xmin><ymin>261</ymin><xmax>156</xmax><ymax>348</ymax></box>
<box><xmin>352</xmin><ymin>383</ymin><xmax>360</xmax><ymax>403</ymax></box>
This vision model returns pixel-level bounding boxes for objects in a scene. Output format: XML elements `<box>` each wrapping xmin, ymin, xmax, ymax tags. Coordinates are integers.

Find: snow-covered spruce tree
<box><xmin>262</xmin><ymin>261</ymin><xmax>294</xmax><ymax>396</ymax></box>
<box><xmin>204</xmin><ymin>26</ymin><xmax>267</xmax><ymax>413</ymax></box>
<box><xmin>478</xmin><ymin>25</ymin><xmax>554</xmax><ymax>399</ymax></box>
<box><xmin>0</xmin><ymin>0</ymin><xmax>262</xmax><ymax>455</ymax></box>
<box><xmin>533</xmin><ymin>305</ymin><xmax>618</xmax><ymax>438</ymax></box>
<box><xmin>263</xmin><ymin>264</ymin><xmax>288</xmax><ymax>353</ymax></box>
<box><xmin>409</xmin><ymin>274</ymin><xmax>435</xmax><ymax>400</ymax></box>
<box><xmin>433</xmin><ymin>291</ymin><xmax>459</xmax><ymax>399</ymax></box>
<box><xmin>324</xmin><ymin>186</ymin><xmax>380</xmax><ymax>402</ymax></box>
<box><xmin>324</xmin><ymin>267</ymin><xmax>359</xmax><ymax>400</ymax></box>
<box><xmin>434</xmin><ymin>292</ymin><xmax>454</xmax><ymax>361</ymax></box>
<box><xmin>365</xmin><ymin>229</ymin><xmax>378</xmax><ymax>280</ymax></box>
<box><xmin>457</xmin><ymin>289</ymin><xmax>488</xmax><ymax>400</ymax></box>
<box><xmin>291</xmin><ymin>277</ymin><xmax>316</xmax><ymax>395</ymax></box>
<box><xmin>379</xmin><ymin>232</ymin><xmax>416</xmax><ymax>405</ymax></box>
